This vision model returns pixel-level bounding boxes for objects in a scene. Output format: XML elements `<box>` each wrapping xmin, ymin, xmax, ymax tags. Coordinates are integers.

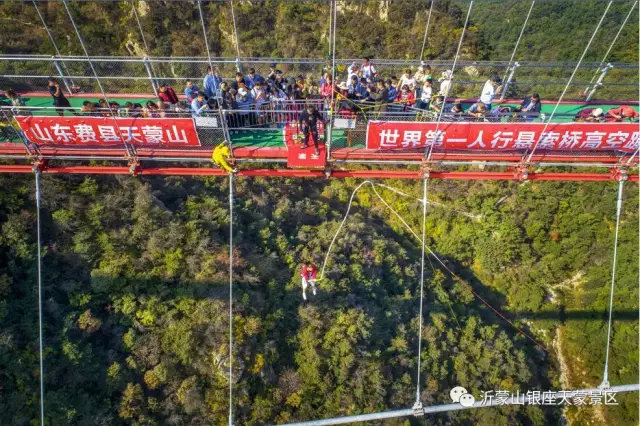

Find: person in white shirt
<box><xmin>480</xmin><ymin>76</ymin><xmax>500</xmax><ymax>109</ymax></box>
<box><xmin>417</xmin><ymin>79</ymin><xmax>433</xmax><ymax>110</ymax></box>
<box><xmin>347</xmin><ymin>62</ymin><xmax>360</xmax><ymax>82</ymax></box>
<box><xmin>398</xmin><ymin>69</ymin><xmax>416</xmax><ymax>92</ymax></box>
<box><xmin>438</xmin><ymin>70</ymin><xmax>452</xmax><ymax>97</ymax></box>
<box><xmin>361</xmin><ymin>57</ymin><xmax>376</xmax><ymax>80</ymax></box>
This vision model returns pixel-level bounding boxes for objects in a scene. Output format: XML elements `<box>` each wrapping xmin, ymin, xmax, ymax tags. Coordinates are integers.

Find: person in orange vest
<box><xmin>300</xmin><ymin>262</ymin><xmax>318</xmax><ymax>301</ymax></box>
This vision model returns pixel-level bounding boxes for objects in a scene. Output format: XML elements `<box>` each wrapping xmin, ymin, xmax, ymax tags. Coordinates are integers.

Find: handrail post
<box><xmin>586</xmin><ymin>62</ymin><xmax>613</xmax><ymax>102</ymax></box>
<box><xmin>143</xmin><ymin>56</ymin><xmax>158</xmax><ymax>96</ymax></box>
<box><xmin>499</xmin><ymin>61</ymin><xmax>519</xmax><ymax>101</ymax></box>
<box><xmin>52</xmin><ymin>56</ymin><xmax>73</xmax><ymax>95</ymax></box>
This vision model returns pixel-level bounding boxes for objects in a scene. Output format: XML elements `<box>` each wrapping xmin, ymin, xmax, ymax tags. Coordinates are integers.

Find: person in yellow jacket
<box><xmin>212</xmin><ymin>141</ymin><xmax>237</xmax><ymax>173</ymax></box>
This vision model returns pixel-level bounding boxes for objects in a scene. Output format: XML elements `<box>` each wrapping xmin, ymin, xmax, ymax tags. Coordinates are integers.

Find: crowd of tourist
<box><xmin>1</xmin><ymin>58</ymin><xmax>639</xmax><ymax>126</ymax></box>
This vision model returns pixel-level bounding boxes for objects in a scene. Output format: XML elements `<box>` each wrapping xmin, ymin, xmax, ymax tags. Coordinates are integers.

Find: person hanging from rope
<box><xmin>300</xmin><ymin>262</ymin><xmax>318</xmax><ymax>301</ymax></box>
<box><xmin>212</xmin><ymin>141</ymin><xmax>237</xmax><ymax>173</ymax></box>
<box><xmin>298</xmin><ymin>104</ymin><xmax>324</xmax><ymax>158</ymax></box>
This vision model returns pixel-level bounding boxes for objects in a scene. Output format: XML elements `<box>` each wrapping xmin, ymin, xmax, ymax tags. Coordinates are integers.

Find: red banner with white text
<box><xmin>366</xmin><ymin>121</ymin><xmax>639</xmax><ymax>152</ymax></box>
<box><xmin>15</xmin><ymin>116</ymin><xmax>201</xmax><ymax>146</ymax></box>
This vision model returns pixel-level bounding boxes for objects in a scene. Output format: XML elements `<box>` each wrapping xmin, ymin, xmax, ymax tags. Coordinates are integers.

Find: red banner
<box><xmin>15</xmin><ymin>116</ymin><xmax>201</xmax><ymax>147</ymax></box>
<box><xmin>366</xmin><ymin>121</ymin><xmax>639</xmax><ymax>152</ymax></box>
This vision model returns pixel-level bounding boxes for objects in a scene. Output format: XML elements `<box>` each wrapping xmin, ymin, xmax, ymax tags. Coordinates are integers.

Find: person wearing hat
<box><xmin>438</xmin><ymin>70</ymin><xmax>452</xmax><ymax>97</ymax></box>
<box><xmin>480</xmin><ymin>75</ymin><xmax>500</xmax><ymax>110</ymax></box>
<box><xmin>605</xmin><ymin>105</ymin><xmax>639</xmax><ymax>122</ymax></box>
<box><xmin>574</xmin><ymin>107</ymin><xmax>604</xmax><ymax>122</ymax></box>
<box><xmin>212</xmin><ymin>141</ymin><xmax>237</xmax><ymax>173</ymax></box>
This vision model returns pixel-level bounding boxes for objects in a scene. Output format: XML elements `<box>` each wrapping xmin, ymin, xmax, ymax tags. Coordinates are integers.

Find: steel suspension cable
<box><xmin>525</xmin><ymin>1</ymin><xmax>613</xmax><ymax>163</ymax></box>
<box><xmin>35</xmin><ymin>169</ymin><xmax>44</xmax><ymax>426</ymax></box>
<box><xmin>419</xmin><ymin>0</ymin><xmax>435</xmax><ymax>62</ymax></box>
<box><xmin>327</xmin><ymin>0</ymin><xmax>337</xmax><ymax>157</ymax></box>
<box><xmin>601</xmin><ymin>179</ymin><xmax>625</xmax><ymax>388</ymax></box>
<box><xmin>32</xmin><ymin>0</ymin><xmax>75</xmax><ymax>89</ymax></box>
<box><xmin>228</xmin><ymin>173</ymin><xmax>234</xmax><ymax>426</ymax></box>
<box><xmin>130</xmin><ymin>0</ymin><xmax>157</xmax><ymax>92</ymax></box>
<box><xmin>61</xmin><ymin>0</ymin><xmax>134</xmax><ymax>158</ymax></box>
<box><xmin>414</xmin><ymin>176</ymin><xmax>428</xmax><ymax>407</ymax></box>
<box><xmin>130</xmin><ymin>0</ymin><xmax>152</xmax><ymax>61</ymax></box>
<box><xmin>425</xmin><ymin>1</ymin><xmax>473</xmax><ymax>162</ymax></box>
<box><xmin>230</xmin><ymin>0</ymin><xmax>241</xmax><ymax>70</ymax></box>
<box><xmin>500</xmin><ymin>0</ymin><xmax>535</xmax><ymax>86</ymax></box>
<box><xmin>197</xmin><ymin>0</ymin><xmax>231</xmax><ymax>143</ymax></box>
<box><xmin>586</xmin><ymin>0</ymin><xmax>637</xmax><ymax>88</ymax></box>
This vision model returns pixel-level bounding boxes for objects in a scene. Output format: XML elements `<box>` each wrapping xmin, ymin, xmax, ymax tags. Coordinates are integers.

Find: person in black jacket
<box><xmin>367</xmin><ymin>80</ymin><xmax>389</xmax><ymax>114</ymax></box>
<box><xmin>48</xmin><ymin>78</ymin><xmax>76</xmax><ymax>116</ymax></box>
<box><xmin>298</xmin><ymin>105</ymin><xmax>324</xmax><ymax>156</ymax></box>
<box><xmin>515</xmin><ymin>93</ymin><xmax>541</xmax><ymax>121</ymax></box>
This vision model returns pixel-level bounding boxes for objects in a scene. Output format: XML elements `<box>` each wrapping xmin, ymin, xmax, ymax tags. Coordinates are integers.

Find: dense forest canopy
<box><xmin>0</xmin><ymin>0</ymin><xmax>638</xmax><ymax>99</ymax></box>
<box><xmin>0</xmin><ymin>1</ymin><xmax>639</xmax><ymax>425</ymax></box>
<box><xmin>1</xmin><ymin>171</ymin><xmax>638</xmax><ymax>425</ymax></box>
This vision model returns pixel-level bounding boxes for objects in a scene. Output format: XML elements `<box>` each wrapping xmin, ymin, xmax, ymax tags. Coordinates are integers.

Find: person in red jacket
<box><xmin>158</xmin><ymin>83</ymin><xmax>179</xmax><ymax>106</ymax></box>
<box><xmin>395</xmin><ymin>84</ymin><xmax>415</xmax><ymax>111</ymax></box>
<box><xmin>300</xmin><ymin>262</ymin><xmax>318</xmax><ymax>301</ymax></box>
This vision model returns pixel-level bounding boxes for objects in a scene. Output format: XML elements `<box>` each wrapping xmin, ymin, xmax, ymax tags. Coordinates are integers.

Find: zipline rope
<box><xmin>321</xmin><ymin>181</ymin><xmax>546</xmax><ymax>351</ymax></box>
<box><xmin>35</xmin><ymin>169</ymin><xmax>44</xmax><ymax>426</ymax></box>
<box><xmin>228</xmin><ymin>173</ymin><xmax>234</xmax><ymax>426</ymax></box>
<box><xmin>415</xmin><ymin>176</ymin><xmax>428</xmax><ymax>405</ymax></box>
<box><xmin>601</xmin><ymin>179</ymin><xmax>625</xmax><ymax>387</ymax></box>
<box><xmin>525</xmin><ymin>1</ymin><xmax>613</xmax><ymax>163</ymax></box>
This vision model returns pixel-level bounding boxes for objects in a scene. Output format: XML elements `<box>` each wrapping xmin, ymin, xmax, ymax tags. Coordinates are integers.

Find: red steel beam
<box><xmin>0</xmin><ymin>143</ymin><xmax>634</xmax><ymax>165</ymax></box>
<box><xmin>1</xmin><ymin>164</ymin><xmax>637</xmax><ymax>181</ymax></box>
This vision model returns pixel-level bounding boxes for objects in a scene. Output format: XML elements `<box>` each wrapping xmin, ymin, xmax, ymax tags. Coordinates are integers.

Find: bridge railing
<box><xmin>1</xmin><ymin>55</ymin><xmax>638</xmax><ymax>101</ymax></box>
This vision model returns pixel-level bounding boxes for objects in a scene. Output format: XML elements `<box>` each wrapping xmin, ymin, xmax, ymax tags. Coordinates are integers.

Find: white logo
<box><xmin>450</xmin><ymin>386</ymin><xmax>476</xmax><ymax>407</ymax></box>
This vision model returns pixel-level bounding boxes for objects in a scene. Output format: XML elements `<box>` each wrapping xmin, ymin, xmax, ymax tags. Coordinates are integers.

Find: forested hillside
<box><xmin>0</xmin><ymin>173</ymin><xmax>637</xmax><ymax>425</ymax></box>
<box><xmin>0</xmin><ymin>0</ymin><xmax>638</xmax><ymax>99</ymax></box>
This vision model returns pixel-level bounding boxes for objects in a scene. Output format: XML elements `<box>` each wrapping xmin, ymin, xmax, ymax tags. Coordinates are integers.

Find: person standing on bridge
<box><xmin>203</xmin><ymin>65</ymin><xmax>223</xmax><ymax>99</ymax></box>
<box><xmin>298</xmin><ymin>104</ymin><xmax>324</xmax><ymax>157</ymax></box>
<box><xmin>480</xmin><ymin>75</ymin><xmax>500</xmax><ymax>110</ymax></box>
<box><xmin>48</xmin><ymin>78</ymin><xmax>76</xmax><ymax>116</ymax></box>
<box><xmin>300</xmin><ymin>262</ymin><xmax>318</xmax><ymax>301</ymax></box>
<box><xmin>212</xmin><ymin>141</ymin><xmax>237</xmax><ymax>173</ymax></box>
